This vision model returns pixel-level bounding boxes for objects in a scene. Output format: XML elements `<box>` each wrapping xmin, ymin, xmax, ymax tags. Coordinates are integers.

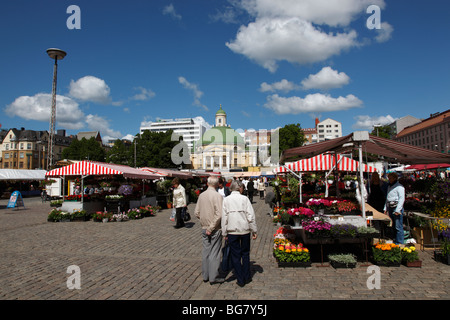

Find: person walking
<box><xmin>257</xmin><ymin>178</ymin><xmax>266</xmax><ymax>199</ymax></box>
<box><xmin>172</xmin><ymin>178</ymin><xmax>187</xmax><ymax>229</ymax></box>
<box><xmin>222</xmin><ymin>180</ymin><xmax>257</xmax><ymax>287</ymax></box>
<box><xmin>383</xmin><ymin>172</ymin><xmax>405</xmax><ymax>244</ymax></box>
<box><xmin>217</xmin><ymin>177</ymin><xmax>230</xmax><ymax>198</ymax></box>
<box><xmin>194</xmin><ymin>176</ymin><xmax>225</xmax><ymax>285</ymax></box>
<box><xmin>247</xmin><ymin>178</ymin><xmax>254</xmax><ymax>203</ymax></box>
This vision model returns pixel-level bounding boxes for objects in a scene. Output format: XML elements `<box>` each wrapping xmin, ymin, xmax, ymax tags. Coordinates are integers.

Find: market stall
<box><xmin>45</xmin><ymin>161</ymin><xmax>160</xmax><ymax>213</ymax></box>
<box><xmin>272</xmin><ymin>131</ymin><xmax>450</xmax><ymax>267</ymax></box>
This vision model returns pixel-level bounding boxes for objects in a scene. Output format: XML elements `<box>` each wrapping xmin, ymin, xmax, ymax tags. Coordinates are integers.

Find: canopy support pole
<box><xmin>358</xmin><ymin>143</ymin><xmax>366</xmax><ymax>219</ymax></box>
<box><xmin>283</xmin><ymin>165</ymin><xmax>302</xmax><ymax>203</ymax></box>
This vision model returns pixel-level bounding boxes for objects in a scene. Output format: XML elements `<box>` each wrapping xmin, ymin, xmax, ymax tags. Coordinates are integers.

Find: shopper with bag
<box><xmin>222</xmin><ymin>180</ymin><xmax>257</xmax><ymax>287</ymax></box>
<box><xmin>172</xmin><ymin>178</ymin><xmax>187</xmax><ymax>229</ymax></box>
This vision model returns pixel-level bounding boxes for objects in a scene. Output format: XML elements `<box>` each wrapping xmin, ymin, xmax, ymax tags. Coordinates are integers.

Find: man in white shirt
<box><xmin>222</xmin><ymin>180</ymin><xmax>257</xmax><ymax>287</ymax></box>
<box><xmin>383</xmin><ymin>172</ymin><xmax>405</xmax><ymax>244</ymax></box>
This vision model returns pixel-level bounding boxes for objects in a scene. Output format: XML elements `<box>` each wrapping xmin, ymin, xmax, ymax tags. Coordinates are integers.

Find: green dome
<box><xmin>199</xmin><ymin>126</ymin><xmax>244</xmax><ymax>146</ymax></box>
<box><xmin>216</xmin><ymin>105</ymin><xmax>226</xmax><ymax>115</ymax></box>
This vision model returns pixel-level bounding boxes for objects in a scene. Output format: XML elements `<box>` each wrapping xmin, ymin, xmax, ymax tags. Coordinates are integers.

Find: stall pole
<box><xmin>358</xmin><ymin>143</ymin><xmax>366</xmax><ymax>219</ymax></box>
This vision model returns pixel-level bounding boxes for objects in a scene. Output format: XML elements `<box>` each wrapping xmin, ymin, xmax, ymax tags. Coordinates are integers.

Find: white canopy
<box><xmin>0</xmin><ymin>169</ymin><xmax>47</xmax><ymax>180</ymax></box>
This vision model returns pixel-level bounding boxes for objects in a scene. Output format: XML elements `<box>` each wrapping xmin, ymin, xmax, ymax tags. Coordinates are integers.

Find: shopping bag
<box><xmin>183</xmin><ymin>207</ymin><xmax>191</xmax><ymax>222</ymax></box>
<box><xmin>221</xmin><ymin>240</ymin><xmax>232</xmax><ymax>273</ymax></box>
<box><xmin>170</xmin><ymin>207</ymin><xmax>176</xmax><ymax>221</ymax></box>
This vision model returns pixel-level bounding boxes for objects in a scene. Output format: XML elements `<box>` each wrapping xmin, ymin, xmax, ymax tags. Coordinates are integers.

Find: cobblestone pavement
<box><xmin>1</xmin><ymin>194</ymin><xmax>449</xmax><ymax>301</ymax></box>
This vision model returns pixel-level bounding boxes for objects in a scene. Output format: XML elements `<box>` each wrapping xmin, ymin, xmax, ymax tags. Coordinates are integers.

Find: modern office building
<box><xmin>140</xmin><ymin>117</ymin><xmax>208</xmax><ymax>150</ymax></box>
<box><xmin>316</xmin><ymin>118</ymin><xmax>342</xmax><ymax>142</ymax></box>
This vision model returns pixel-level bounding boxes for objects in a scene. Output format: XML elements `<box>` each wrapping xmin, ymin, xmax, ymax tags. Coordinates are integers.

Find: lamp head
<box><xmin>46</xmin><ymin>48</ymin><xmax>66</xmax><ymax>60</ymax></box>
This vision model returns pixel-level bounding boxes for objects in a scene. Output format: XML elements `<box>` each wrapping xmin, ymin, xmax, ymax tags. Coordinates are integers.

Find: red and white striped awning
<box><xmin>45</xmin><ymin>161</ymin><xmax>160</xmax><ymax>180</ymax></box>
<box><xmin>274</xmin><ymin>153</ymin><xmax>377</xmax><ymax>173</ymax></box>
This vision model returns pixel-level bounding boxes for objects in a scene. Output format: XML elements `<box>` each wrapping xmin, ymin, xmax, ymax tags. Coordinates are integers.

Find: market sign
<box><xmin>7</xmin><ymin>191</ymin><xmax>25</xmax><ymax>209</ymax></box>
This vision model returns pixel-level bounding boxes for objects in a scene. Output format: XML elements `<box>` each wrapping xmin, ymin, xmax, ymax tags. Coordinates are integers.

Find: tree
<box><xmin>270</xmin><ymin>123</ymin><xmax>307</xmax><ymax>162</ymax></box>
<box><xmin>133</xmin><ymin>130</ymin><xmax>187</xmax><ymax>168</ymax></box>
<box><xmin>106</xmin><ymin>139</ymin><xmax>132</xmax><ymax>165</ymax></box>
<box><xmin>371</xmin><ymin>125</ymin><xmax>394</xmax><ymax>139</ymax></box>
<box><xmin>61</xmin><ymin>137</ymin><xmax>106</xmax><ymax>161</ymax></box>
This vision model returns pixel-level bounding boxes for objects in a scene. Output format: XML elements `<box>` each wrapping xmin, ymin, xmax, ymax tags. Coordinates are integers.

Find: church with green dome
<box><xmin>190</xmin><ymin>105</ymin><xmax>257</xmax><ymax>171</ymax></box>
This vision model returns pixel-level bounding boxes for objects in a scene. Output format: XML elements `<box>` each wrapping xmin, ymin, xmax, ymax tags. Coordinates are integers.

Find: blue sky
<box><xmin>1</xmin><ymin>0</ymin><xmax>449</xmax><ymax>142</ymax></box>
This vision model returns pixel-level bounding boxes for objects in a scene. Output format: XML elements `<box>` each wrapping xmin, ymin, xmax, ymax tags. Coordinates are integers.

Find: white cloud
<box><xmin>69</xmin><ymin>76</ymin><xmax>112</xmax><ymax>104</ymax></box>
<box><xmin>85</xmin><ymin>114</ymin><xmax>122</xmax><ymax>142</ymax></box>
<box><xmin>163</xmin><ymin>4</ymin><xmax>182</xmax><ymax>20</ymax></box>
<box><xmin>259</xmin><ymin>79</ymin><xmax>299</xmax><ymax>92</ymax></box>
<box><xmin>238</xmin><ymin>0</ymin><xmax>386</xmax><ymax>27</ymax></box>
<box><xmin>301</xmin><ymin>66</ymin><xmax>350</xmax><ymax>90</ymax></box>
<box><xmin>178</xmin><ymin>76</ymin><xmax>208</xmax><ymax>111</ymax></box>
<box><xmin>131</xmin><ymin>87</ymin><xmax>156</xmax><ymax>101</ymax></box>
<box><xmin>226</xmin><ymin>17</ymin><xmax>358</xmax><ymax>73</ymax></box>
<box><xmin>352</xmin><ymin>114</ymin><xmax>396</xmax><ymax>130</ymax></box>
<box><xmin>226</xmin><ymin>0</ymin><xmax>391</xmax><ymax>72</ymax></box>
<box><xmin>264</xmin><ymin>93</ymin><xmax>363</xmax><ymax>115</ymax></box>
<box><xmin>375</xmin><ymin>22</ymin><xmax>394</xmax><ymax>43</ymax></box>
<box><xmin>5</xmin><ymin>93</ymin><xmax>85</xmax><ymax>129</ymax></box>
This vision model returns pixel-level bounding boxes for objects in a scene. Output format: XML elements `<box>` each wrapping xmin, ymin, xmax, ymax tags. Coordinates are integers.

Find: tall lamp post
<box><xmin>46</xmin><ymin>48</ymin><xmax>66</xmax><ymax>170</ymax></box>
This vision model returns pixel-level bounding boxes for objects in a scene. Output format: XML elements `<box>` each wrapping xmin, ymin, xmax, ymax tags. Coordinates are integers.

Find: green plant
<box><xmin>273</xmin><ymin>242</ymin><xmax>310</xmax><ymax>263</ymax></box>
<box><xmin>92</xmin><ymin>211</ymin><xmax>112</xmax><ymax>222</ymax></box>
<box><xmin>327</xmin><ymin>253</ymin><xmax>357</xmax><ymax>267</ymax></box>
<box><xmin>71</xmin><ymin>209</ymin><xmax>87</xmax><ymax>219</ymax></box>
<box><xmin>330</xmin><ymin>224</ymin><xmax>358</xmax><ymax>238</ymax></box>
<box><xmin>372</xmin><ymin>242</ymin><xmax>402</xmax><ymax>264</ymax></box>
<box><xmin>357</xmin><ymin>226</ymin><xmax>379</xmax><ymax>236</ymax></box>
<box><xmin>401</xmin><ymin>246</ymin><xmax>419</xmax><ymax>263</ymax></box>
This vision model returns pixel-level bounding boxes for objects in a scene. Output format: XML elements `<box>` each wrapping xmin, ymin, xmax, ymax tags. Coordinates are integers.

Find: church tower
<box><xmin>215</xmin><ymin>104</ymin><xmax>227</xmax><ymax>127</ymax></box>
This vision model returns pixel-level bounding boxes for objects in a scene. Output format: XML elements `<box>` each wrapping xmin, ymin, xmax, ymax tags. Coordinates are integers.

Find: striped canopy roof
<box><xmin>275</xmin><ymin>153</ymin><xmax>377</xmax><ymax>173</ymax></box>
<box><xmin>45</xmin><ymin>161</ymin><xmax>160</xmax><ymax>180</ymax></box>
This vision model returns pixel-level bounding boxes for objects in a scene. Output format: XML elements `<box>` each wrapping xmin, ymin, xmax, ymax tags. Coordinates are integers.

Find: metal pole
<box><xmin>47</xmin><ymin>57</ymin><xmax>58</xmax><ymax>170</ymax></box>
<box><xmin>358</xmin><ymin>143</ymin><xmax>366</xmax><ymax>219</ymax></box>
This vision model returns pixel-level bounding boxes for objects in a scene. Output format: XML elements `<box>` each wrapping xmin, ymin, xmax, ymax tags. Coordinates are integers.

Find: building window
<box><xmin>27</xmin><ymin>143</ymin><xmax>31</xmax><ymax>150</ymax></box>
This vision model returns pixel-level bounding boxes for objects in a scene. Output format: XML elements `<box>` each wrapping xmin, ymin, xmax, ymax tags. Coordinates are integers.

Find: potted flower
<box><xmin>112</xmin><ymin>213</ymin><xmax>129</xmax><ymax>222</ymax></box>
<box><xmin>288</xmin><ymin>207</ymin><xmax>315</xmax><ymax>226</ymax></box>
<box><xmin>126</xmin><ymin>208</ymin><xmax>142</xmax><ymax>220</ymax></box>
<box><xmin>272</xmin><ymin>214</ymin><xmax>282</xmax><ymax>226</ymax></box>
<box><xmin>302</xmin><ymin>219</ymin><xmax>332</xmax><ymax>238</ymax></box>
<box><xmin>336</xmin><ymin>200</ymin><xmax>359</xmax><ymax>215</ymax></box>
<box><xmin>357</xmin><ymin>226</ymin><xmax>380</xmax><ymax>238</ymax></box>
<box><xmin>167</xmin><ymin>199</ymin><xmax>173</xmax><ymax>209</ymax></box>
<box><xmin>70</xmin><ymin>209</ymin><xmax>89</xmax><ymax>221</ymax></box>
<box><xmin>401</xmin><ymin>245</ymin><xmax>421</xmax><ymax>267</ymax></box>
<box><xmin>92</xmin><ymin>211</ymin><xmax>112</xmax><ymax>222</ymax></box>
<box><xmin>50</xmin><ymin>199</ymin><xmax>63</xmax><ymax>207</ymax></box>
<box><xmin>435</xmin><ymin>228</ymin><xmax>450</xmax><ymax>265</ymax></box>
<box><xmin>273</xmin><ymin>239</ymin><xmax>311</xmax><ymax>268</ymax></box>
<box><xmin>139</xmin><ymin>205</ymin><xmax>156</xmax><ymax>217</ymax></box>
<box><xmin>327</xmin><ymin>253</ymin><xmax>357</xmax><ymax>268</ymax></box>
<box><xmin>48</xmin><ymin>208</ymin><xmax>64</xmax><ymax>222</ymax></box>
<box><xmin>329</xmin><ymin>224</ymin><xmax>358</xmax><ymax>238</ymax></box>
<box><xmin>372</xmin><ymin>242</ymin><xmax>402</xmax><ymax>266</ymax></box>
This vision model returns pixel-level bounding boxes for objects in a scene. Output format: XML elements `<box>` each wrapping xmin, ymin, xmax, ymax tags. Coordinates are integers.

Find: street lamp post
<box><xmin>46</xmin><ymin>48</ymin><xmax>66</xmax><ymax>170</ymax></box>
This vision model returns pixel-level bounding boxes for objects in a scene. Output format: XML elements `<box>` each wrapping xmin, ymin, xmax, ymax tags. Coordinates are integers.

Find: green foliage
<box><xmin>106</xmin><ymin>139</ymin><xmax>132</xmax><ymax>165</ymax></box>
<box><xmin>270</xmin><ymin>123</ymin><xmax>306</xmax><ymax>160</ymax></box>
<box><xmin>62</xmin><ymin>137</ymin><xmax>106</xmax><ymax>162</ymax></box>
<box><xmin>370</xmin><ymin>125</ymin><xmax>394</xmax><ymax>139</ymax></box>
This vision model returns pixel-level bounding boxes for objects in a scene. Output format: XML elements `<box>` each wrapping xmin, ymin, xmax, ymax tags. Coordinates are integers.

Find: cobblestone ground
<box><xmin>1</xmin><ymin>193</ymin><xmax>449</xmax><ymax>301</ymax></box>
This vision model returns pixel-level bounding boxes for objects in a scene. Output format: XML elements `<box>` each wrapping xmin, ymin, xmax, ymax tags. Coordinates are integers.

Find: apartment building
<box><xmin>395</xmin><ymin>110</ymin><xmax>450</xmax><ymax>153</ymax></box>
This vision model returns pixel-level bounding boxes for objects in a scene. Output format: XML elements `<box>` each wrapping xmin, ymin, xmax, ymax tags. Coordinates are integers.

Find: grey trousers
<box><xmin>201</xmin><ymin>229</ymin><xmax>222</xmax><ymax>282</ymax></box>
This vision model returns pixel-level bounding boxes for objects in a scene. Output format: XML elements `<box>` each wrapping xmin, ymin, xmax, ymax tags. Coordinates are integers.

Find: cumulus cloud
<box><xmin>131</xmin><ymin>87</ymin><xmax>156</xmax><ymax>101</ymax></box>
<box><xmin>178</xmin><ymin>76</ymin><xmax>208</xmax><ymax>111</ymax></box>
<box><xmin>301</xmin><ymin>66</ymin><xmax>350</xmax><ymax>90</ymax></box>
<box><xmin>259</xmin><ymin>79</ymin><xmax>299</xmax><ymax>93</ymax></box>
<box><xmin>163</xmin><ymin>4</ymin><xmax>182</xmax><ymax>20</ymax></box>
<box><xmin>375</xmin><ymin>22</ymin><xmax>394</xmax><ymax>43</ymax></box>
<box><xmin>226</xmin><ymin>0</ymin><xmax>390</xmax><ymax>72</ymax></box>
<box><xmin>226</xmin><ymin>17</ymin><xmax>358</xmax><ymax>72</ymax></box>
<box><xmin>5</xmin><ymin>93</ymin><xmax>85</xmax><ymax>129</ymax></box>
<box><xmin>69</xmin><ymin>76</ymin><xmax>112</xmax><ymax>104</ymax></box>
<box><xmin>264</xmin><ymin>93</ymin><xmax>363</xmax><ymax>115</ymax></box>
<box><xmin>85</xmin><ymin>114</ymin><xmax>122</xmax><ymax>142</ymax></box>
<box><xmin>352</xmin><ymin>114</ymin><xmax>396</xmax><ymax>130</ymax></box>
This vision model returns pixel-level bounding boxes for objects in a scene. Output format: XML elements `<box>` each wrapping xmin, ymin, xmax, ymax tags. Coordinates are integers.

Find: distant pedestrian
<box><xmin>194</xmin><ymin>176</ymin><xmax>225</xmax><ymax>285</ymax></box>
<box><xmin>217</xmin><ymin>177</ymin><xmax>230</xmax><ymax>198</ymax></box>
<box><xmin>257</xmin><ymin>178</ymin><xmax>265</xmax><ymax>199</ymax></box>
<box><xmin>172</xmin><ymin>178</ymin><xmax>187</xmax><ymax>229</ymax></box>
<box><xmin>222</xmin><ymin>180</ymin><xmax>257</xmax><ymax>287</ymax></box>
<box><xmin>247</xmin><ymin>178</ymin><xmax>254</xmax><ymax>203</ymax></box>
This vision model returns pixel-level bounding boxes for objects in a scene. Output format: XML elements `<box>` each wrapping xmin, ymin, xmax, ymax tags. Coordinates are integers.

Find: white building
<box><xmin>316</xmin><ymin>118</ymin><xmax>342</xmax><ymax>142</ymax></box>
<box><xmin>140</xmin><ymin>117</ymin><xmax>209</xmax><ymax>150</ymax></box>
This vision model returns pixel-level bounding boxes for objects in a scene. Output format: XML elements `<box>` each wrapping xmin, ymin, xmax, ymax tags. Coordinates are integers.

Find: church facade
<box><xmin>190</xmin><ymin>105</ymin><xmax>258</xmax><ymax>171</ymax></box>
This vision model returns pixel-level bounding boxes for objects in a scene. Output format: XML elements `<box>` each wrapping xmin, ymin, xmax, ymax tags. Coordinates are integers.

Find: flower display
<box><xmin>92</xmin><ymin>211</ymin><xmax>112</xmax><ymax>222</ymax></box>
<box><xmin>329</xmin><ymin>224</ymin><xmax>358</xmax><ymax>238</ymax></box>
<box><xmin>401</xmin><ymin>245</ymin><xmax>419</xmax><ymax>263</ymax></box>
<box><xmin>139</xmin><ymin>205</ymin><xmax>156</xmax><ymax>217</ymax></box>
<box><xmin>302</xmin><ymin>219</ymin><xmax>332</xmax><ymax>236</ymax></box>
<box><xmin>372</xmin><ymin>242</ymin><xmax>402</xmax><ymax>265</ymax></box>
<box><xmin>336</xmin><ymin>200</ymin><xmax>359</xmax><ymax>213</ymax></box>
<box><xmin>306</xmin><ymin>198</ymin><xmax>335</xmax><ymax>211</ymax></box>
<box><xmin>126</xmin><ymin>208</ymin><xmax>142</xmax><ymax>219</ymax></box>
<box><xmin>105</xmin><ymin>195</ymin><xmax>123</xmax><ymax>200</ymax></box>
<box><xmin>273</xmin><ymin>227</ymin><xmax>310</xmax><ymax>263</ymax></box>
<box><xmin>118</xmin><ymin>184</ymin><xmax>133</xmax><ymax>196</ymax></box>
<box><xmin>112</xmin><ymin>213</ymin><xmax>129</xmax><ymax>221</ymax></box>
<box><xmin>287</xmin><ymin>207</ymin><xmax>315</xmax><ymax>218</ymax></box>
